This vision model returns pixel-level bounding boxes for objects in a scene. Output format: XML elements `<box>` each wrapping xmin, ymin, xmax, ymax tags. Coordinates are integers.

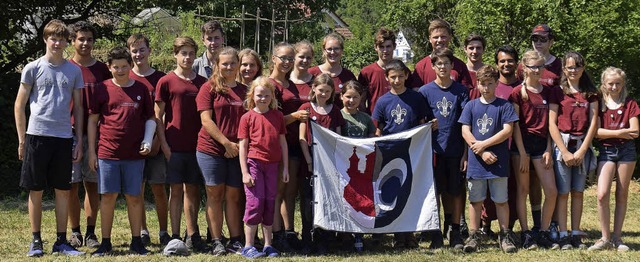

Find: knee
<box><xmin>169</xmin><ymin>185</ymin><xmax>183</xmax><ymax>196</ymax></box>
<box><xmin>206</xmin><ymin>187</ymin><xmax>225</xmax><ymax>203</ymax></box>
<box><xmin>570</xmin><ymin>191</ymin><xmax>583</xmax><ymax>200</ymax></box>
<box><xmin>596</xmin><ymin>191</ymin><xmax>609</xmax><ymax>204</ymax></box>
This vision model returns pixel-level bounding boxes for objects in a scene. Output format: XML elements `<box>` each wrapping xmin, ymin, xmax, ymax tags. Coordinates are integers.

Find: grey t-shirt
<box><xmin>341</xmin><ymin>110</ymin><xmax>376</xmax><ymax>138</ymax></box>
<box><xmin>21</xmin><ymin>57</ymin><xmax>84</xmax><ymax>138</ymax></box>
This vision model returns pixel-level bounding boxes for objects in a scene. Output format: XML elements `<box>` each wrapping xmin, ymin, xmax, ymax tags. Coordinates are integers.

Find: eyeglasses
<box><xmin>525</xmin><ymin>64</ymin><xmax>544</xmax><ymax>70</ymax></box>
<box><xmin>565</xmin><ymin>66</ymin><xmax>583</xmax><ymax>72</ymax></box>
<box><xmin>434</xmin><ymin>62</ymin><xmax>451</xmax><ymax>68</ymax></box>
<box><xmin>325</xmin><ymin>47</ymin><xmax>342</xmax><ymax>53</ymax></box>
<box><xmin>276</xmin><ymin>56</ymin><xmax>294</xmax><ymax>63</ymax></box>
<box><xmin>531</xmin><ymin>36</ymin><xmax>549</xmax><ymax>43</ymax></box>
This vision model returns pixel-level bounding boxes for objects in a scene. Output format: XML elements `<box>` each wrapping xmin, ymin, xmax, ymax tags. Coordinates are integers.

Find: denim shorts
<box><xmin>97</xmin><ymin>159</ymin><xmax>145</xmax><ymax>195</ymax></box>
<box><xmin>467</xmin><ymin>177</ymin><xmax>508</xmax><ymax>203</ymax></box>
<box><xmin>166</xmin><ymin>152</ymin><xmax>202</xmax><ymax>185</ymax></box>
<box><xmin>553</xmin><ymin>145</ymin><xmax>591</xmax><ymax>194</ymax></box>
<box><xmin>511</xmin><ymin>133</ymin><xmax>548</xmax><ymax>159</ymax></box>
<box><xmin>597</xmin><ymin>140</ymin><xmax>636</xmax><ymax>163</ymax></box>
<box><xmin>196</xmin><ymin>151</ymin><xmax>242</xmax><ymax>188</ymax></box>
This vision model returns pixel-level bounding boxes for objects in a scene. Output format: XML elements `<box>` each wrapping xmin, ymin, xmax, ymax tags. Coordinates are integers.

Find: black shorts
<box><xmin>511</xmin><ymin>133</ymin><xmax>547</xmax><ymax>159</ymax></box>
<box><xmin>20</xmin><ymin>135</ymin><xmax>73</xmax><ymax>191</ymax></box>
<box><xmin>434</xmin><ymin>155</ymin><xmax>465</xmax><ymax>196</ymax></box>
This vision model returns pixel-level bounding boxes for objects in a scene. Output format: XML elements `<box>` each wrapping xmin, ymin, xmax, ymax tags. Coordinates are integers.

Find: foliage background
<box><xmin>1</xmin><ymin>0</ymin><xmax>639</xmax><ymax>198</ymax></box>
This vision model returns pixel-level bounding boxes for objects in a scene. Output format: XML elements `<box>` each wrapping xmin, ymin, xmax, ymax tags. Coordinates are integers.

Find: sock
<box><xmin>72</xmin><ymin>226</ymin><xmax>81</xmax><ymax>234</ymax></box>
<box><xmin>531</xmin><ymin>210</ymin><xmax>542</xmax><ymax>229</ymax></box>
<box><xmin>444</xmin><ymin>213</ymin><xmax>452</xmax><ymax>224</ymax></box>
<box><xmin>32</xmin><ymin>232</ymin><xmax>42</xmax><ymax>242</ymax></box>
<box><xmin>141</xmin><ymin>229</ymin><xmax>149</xmax><ymax>235</ymax></box>
<box><xmin>559</xmin><ymin>231</ymin><xmax>568</xmax><ymax>238</ymax></box>
<box><xmin>56</xmin><ymin>232</ymin><xmax>66</xmax><ymax>244</ymax></box>
<box><xmin>229</xmin><ymin>236</ymin><xmax>241</xmax><ymax>243</ymax></box>
<box><xmin>102</xmin><ymin>238</ymin><xmax>111</xmax><ymax>247</ymax></box>
<box><xmin>159</xmin><ymin>230</ymin><xmax>168</xmax><ymax>236</ymax></box>
<box><xmin>86</xmin><ymin>225</ymin><xmax>95</xmax><ymax>235</ymax></box>
<box><xmin>451</xmin><ymin>223</ymin><xmax>461</xmax><ymax>231</ymax></box>
<box><xmin>132</xmin><ymin>236</ymin><xmax>142</xmax><ymax>245</ymax></box>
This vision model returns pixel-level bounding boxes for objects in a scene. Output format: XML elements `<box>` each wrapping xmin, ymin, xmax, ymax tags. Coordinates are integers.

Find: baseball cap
<box><xmin>531</xmin><ymin>24</ymin><xmax>553</xmax><ymax>38</ymax></box>
<box><xmin>163</xmin><ymin>239</ymin><xmax>190</xmax><ymax>256</ymax></box>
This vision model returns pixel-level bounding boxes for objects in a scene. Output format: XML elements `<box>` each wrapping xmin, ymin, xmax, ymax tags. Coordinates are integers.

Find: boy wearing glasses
<box><xmin>418</xmin><ymin>48</ymin><xmax>469</xmax><ymax>250</ymax></box>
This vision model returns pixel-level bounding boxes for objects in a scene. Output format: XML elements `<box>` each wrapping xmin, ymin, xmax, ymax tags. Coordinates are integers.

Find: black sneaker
<box><xmin>405</xmin><ymin>233</ymin><xmax>419</xmax><ymax>249</ymax></box>
<box><xmin>443</xmin><ymin>220</ymin><xmax>452</xmax><ymax>240</ymax></box>
<box><xmin>84</xmin><ymin>233</ymin><xmax>101</xmax><ymax>248</ymax></box>
<box><xmin>481</xmin><ymin>225</ymin><xmax>497</xmax><ymax>241</ymax></box>
<box><xmin>571</xmin><ymin>235</ymin><xmax>587</xmax><ymax>249</ymax></box>
<box><xmin>339</xmin><ymin>232</ymin><xmax>355</xmax><ymax>251</ymax></box>
<box><xmin>429</xmin><ymin>231</ymin><xmax>444</xmax><ymax>249</ymax></box>
<box><xmin>463</xmin><ymin>230</ymin><xmax>480</xmax><ymax>253</ymax></box>
<box><xmin>185</xmin><ymin>234</ymin><xmax>210</xmax><ymax>253</ymax></box>
<box><xmin>129</xmin><ymin>240</ymin><xmax>149</xmax><ymax>255</ymax></box>
<box><xmin>286</xmin><ymin>231</ymin><xmax>303</xmax><ymax>250</ymax></box>
<box><xmin>226</xmin><ymin>239</ymin><xmax>243</xmax><ymax>254</ymax></box>
<box><xmin>449</xmin><ymin>229</ymin><xmax>464</xmax><ymax>250</ymax></box>
<box><xmin>211</xmin><ymin>239</ymin><xmax>227</xmax><ymax>256</ymax></box>
<box><xmin>521</xmin><ymin>230</ymin><xmax>538</xmax><ymax>250</ymax></box>
<box><xmin>393</xmin><ymin>233</ymin><xmax>406</xmax><ymax>248</ymax></box>
<box><xmin>537</xmin><ymin>231</ymin><xmax>560</xmax><ymax>250</ymax></box>
<box><xmin>140</xmin><ymin>230</ymin><xmax>151</xmax><ymax>246</ymax></box>
<box><xmin>559</xmin><ymin>235</ymin><xmax>572</xmax><ymax>250</ymax></box>
<box><xmin>499</xmin><ymin>229</ymin><xmax>517</xmax><ymax>253</ymax></box>
<box><xmin>91</xmin><ymin>243</ymin><xmax>112</xmax><ymax>257</ymax></box>
<box><xmin>159</xmin><ymin>232</ymin><xmax>172</xmax><ymax>246</ymax></box>
<box><xmin>416</xmin><ymin>231</ymin><xmax>430</xmax><ymax>242</ymax></box>
<box><xmin>273</xmin><ymin>231</ymin><xmax>293</xmax><ymax>252</ymax></box>
<box><xmin>460</xmin><ymin>220</ymin><xmax>470</xmax><ymax>239</ymax></box>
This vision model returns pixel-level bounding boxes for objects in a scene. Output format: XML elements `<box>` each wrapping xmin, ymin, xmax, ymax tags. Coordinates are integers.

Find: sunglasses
<box><xmin>276</xmin><ymin>56</ymin><xmax>294</xmax><ymax>63</ymax></box>
<box><xmin>531</xmin><ymin>36</ymin><xmax>549</xmax><ymax>43</ymax></box>
<box><xmin>525</xmin><ymin>64</ymin><xmax>544</xmax><ymax>70</ymax></box>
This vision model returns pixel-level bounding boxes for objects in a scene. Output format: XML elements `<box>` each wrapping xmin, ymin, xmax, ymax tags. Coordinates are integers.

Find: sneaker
<box><xmin>463</xmin><ymin>230</ymin><xmax>480</xmax><ymax>253</ymax></box>
<box><xmin>549</xmin><ymin>222</ymin><xmax>559</xmax><ymax>241</ymax></box>
<box><xmin>460</xmin><ymin>220</ymin><xmax>470</xmax><ymax>239</ymax></box>
<box><xmin>69</xmin><ymin>232</ymin><xmax>83</xmax><ymax>248</ymax></box>
<box><xmin>210</xmin><ymin>239</ymin><xmax>227</xmax><ymax>256</ymax></box>
<box><xmin>371</xmin><ymin>233</ymin><xmax>383</xmax><ymax>247</ymax></box>
<box><xmin>405</xmin><ymin>233</ymin><xmax>419</xmax><ymax>249</ymax></box>
<box><xmin>537</xmin><ymin>231</ymin><xmax>560</xmax><ymax>250</ymax></box>
<box><xmin>185</xmin><ymin>234</ymin><xmax>210</xmax><ymax>253</ymax></box>
<box><xmin>429</xmin><ymin>231</ymin><xmax>444</xmax><ymax>249</ymax></box>
<box><xmin>559</xmin><ymin>235</ymin><xmax>572</xmax><ymax>250</ymax></box>
<box><xmin>27</xmin><ymin>239</ymin><xmax>44</xmax><ymax>257</ymax></box>
<box><xmin>612</xmin><ymin>238</ymin><xmax>630</xmax><ymax>252</ymax></box>
<box><xmin>52</xmin><ymin>241</ymin><xmax>85</xmax><ymax>256</ymax></box>
<box><xmin>141</xmin><ymin>230</ymin><xmax>151</xmax><ymax>246</ymax></box>
<box><xmin>588</xmin><ymin>238</ymin><xmax>613</xmax><ymax>251</ymax></box>
<box><xmin>273</xmin><ymin>231</ymin><xmax>293</xmax><ymax>252</ymax></box>
<box><xmin>339</xmin><ymin>232</ymin><xmax>355</xmax><ymax>251</ymax></box>
<box><xmin>416</xmin><ymin>231</ymin><xmax>430</xmax><ymax>242</ymax></box>
<box><xmin>449</xmin><ymin>229</ymin><xmax>464</xmax><ymax>250</ymax></box>
<box><xmin>443</xmin><ymin>220</ymin><xmax>451</xmax><ymax>240</ymax></box>
<box><xmin>241</xmin><ymin>246</ymin><xmax>266</xmax><ymax>259</ymax></box>
<box><xmin>499</xmin><ymin>230</ymin><xmax>517</xmax><ymax>253</ymax></box>
<box><xmin>286</xmin><ymin>231</ymin><xmax>303</xmax><ymax>250</ymax></box>
<box><xmin>91</xmin><ymin>243</ymin><xmax>112</xmax><ymax>257</ymax></box>
<box><xmin>354</xmin><ymin>234</ymin><xmax>364</xmax><ymax>252</ymax></box>
<box><xmin>84</xmin><ymin>234</ymin><xmax>100</xmax><ymax>248</ymax></box>
<box><xmin>129</xmin><ymin>240</ymin><xmax>149</xmax><ymax>255</ymax></box>
<box><xmin>521</xmin><ymin>230</ymin><xmax>538</xmax><ymax>250</ymax></box>
<box><xmin>480</xmin><ymin>225</ymin><xmax>497</xmax><ymax>241</ymax></box>
<box><xmin>570</xmin><ymin>235</ymin><xmax>587</xmax><ymax>249</ymax></box>
<box><xmin>159</xmin><ymin>232</ymin><xmax>172</xmax><ymax>246</ymax></box>
<box><xmin>226</xmin><ymin>239</ymin><xmax>244</xmax><ymax>254</ymax></box>
<box><xmin>393</xmin><ymin>233</ymin><xmax>406</xmax><ymax>248</ymax></box>
<box><xmin>263</xmin><ymin>245</ymin><xmax>280</xmax><ymax>257</ymax></box>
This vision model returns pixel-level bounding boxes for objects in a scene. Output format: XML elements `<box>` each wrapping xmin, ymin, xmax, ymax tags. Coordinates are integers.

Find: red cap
<box><xmin>531</xmin><ymin>24</ymin><xmax>553</xmax><ymax>38</ymax></box>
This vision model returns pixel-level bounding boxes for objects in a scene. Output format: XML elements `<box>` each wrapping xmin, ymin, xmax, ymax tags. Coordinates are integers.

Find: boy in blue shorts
<box><xmin>372</xmin><ymin>59</ymin><xmax>428</xmax><ymax>248</ymax></box>
<box><xmin>418</xmin><ymin>48</ymin><xmax>469</xmax><ymax>250</ymax></box>
<box><xmin>458</xmin><ymin>65</ymin><xmax>518</xmax><ymax>253</ymax></box>
<box><xmin>15</xmin><ymin>19</ymin><xmax>85</xmax><ymax>257</ymax></box>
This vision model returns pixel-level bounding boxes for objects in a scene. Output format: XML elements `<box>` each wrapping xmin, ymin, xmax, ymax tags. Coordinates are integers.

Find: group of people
<box><xmin>15</xmin><ymin>16</ymin><xmax>636</xmax><ymax>258</ymax></box>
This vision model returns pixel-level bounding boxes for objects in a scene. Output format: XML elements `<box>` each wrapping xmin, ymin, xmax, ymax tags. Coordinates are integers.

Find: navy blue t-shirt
<box><xmin>458</xmin><ymin>98</ymin><xmax>518</xmax><ymax>179</ymax></box>
<box><xmin>419</xmin><ymin>81</ymin><xmax>469</xmax><ymax>157</ymax></box>
<box><xmin>372</xmin><ymin>88</ymin><xmax>428</xmax><ymax>135</ymax></box>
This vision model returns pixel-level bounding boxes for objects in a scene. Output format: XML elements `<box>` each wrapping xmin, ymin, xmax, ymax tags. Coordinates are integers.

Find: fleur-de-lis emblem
<box><xmin>391</xmin><ymin>104</ymin><xmax>407</xmax><ymax>124</ymax></box>
<box><xmin>477</xmin><ymin>113</ymin><xmax>493</xmax><ymax>135</ymax></box>
<box><xmin>436</xmin><ymin>97</ymin><xmax>453</xmax><ymax>117</ymax></box>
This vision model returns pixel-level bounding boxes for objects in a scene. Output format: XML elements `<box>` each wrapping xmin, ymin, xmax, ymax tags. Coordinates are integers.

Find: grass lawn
<box><xmin>2</xmin><ymin>180</ymin><xmax>640</xmax><ymax>261</ymax></box>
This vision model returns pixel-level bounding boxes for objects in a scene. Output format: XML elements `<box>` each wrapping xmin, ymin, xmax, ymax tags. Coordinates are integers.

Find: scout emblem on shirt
<box><xmin>391</xmin><ymin>104</ymin><xmax>407</xmax><ymax>124</ymax></box>
<box><xmin>437</xmin><ymin>97</ymin><xmax>452</xmax><ymax>117</ymax></box>
<box><xmin>477</xmin><ymin>113</ymin><xmax>493</xmax><ymax>135</ymax></box>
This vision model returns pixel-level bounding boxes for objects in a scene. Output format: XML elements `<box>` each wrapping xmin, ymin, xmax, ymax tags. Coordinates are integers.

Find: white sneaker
<box><xmin>612</xmin><ymin>238</ymin><xmax>629</xmax><ymax>252</ymax></box>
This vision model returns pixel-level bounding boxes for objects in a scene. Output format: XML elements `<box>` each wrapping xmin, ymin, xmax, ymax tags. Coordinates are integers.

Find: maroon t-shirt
<box><xmin>496</xmin><ymin>80</ymin><xmax>522</xmax><ymax>100</ymax></box>
<box><xmin>557</xmin><ymin>91</ymin><xmax>599</xmax><ymax>136</ymax></box>
<box><xmin>69</xmin><ymin>59</ymin><xmax>111</xmax><ymax>135</ymax></box>
<box><xmin>358</xmin><ymin>62</ymin><xmax>390</xmax><ymax>114</ymax></box>
<box><xmin>409</xmin><ymin>55</ymin><xmax>473</xmax><ymax>89</ymax></box>
<box><xmin>299</xmin><ymin>102</ymin><xmax>346</xmax><ymax>145</ymax></box>
<box><xmin>598</xmin><ymin>97</ymin><xmax>640</xmax><ymax>146</ymax></box>
<box><xmin>155</xmin><ymin>72</ymin><xmax>207</xmax><ymax>152</ymax></box>
<box><xmin>90</xmin><ymin>80</ymin><xmax>154</xmax><ymax>160</ymax></box>
<box><xmin>129</xmin><ymin>70</ymin><xmax>166</xmax><ymax>100</ymax></box>
<box><xmin>238</xmin><ymin>109</ymin><xmax>286</xmax><ymax>163</ymax></box>
<box><xmin>273</xmin><ymin>78</ymin><xmax>306</xmax><ymax>149</ymax></box>
<box><xmin>468</xmin><ymin>70</ymin><xmax>481</xmax><ymax>100</ymax></box>
<box><xmin>308</xmin><ymin>66</ymin><xmax>356</xmax><ymax>107</ymax></box>
<box><xmin>517</xmin><ymin>58</ymin><xmax>562</xmax><ymax>88</ymax></box>
<box><xmin>509</xmin><ymin>84</ymin><xmax>562</xmax><ymax>138</ymax></box>
<box><xmin>196</xmin><ymin>82</ymin><xmax>248</xmax><ymax>156</ymax></box>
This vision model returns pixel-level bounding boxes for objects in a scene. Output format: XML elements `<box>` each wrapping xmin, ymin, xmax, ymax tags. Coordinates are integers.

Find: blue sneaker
<box><xmin>52</xmin><ymin>241</ymin><xmax>85</xmax><ymax>256</ymax></box>
<box><xmin>91</xmin><ymin>243</ymin><xmax>112</xmax><ymax>257</ymax></box>
<box><xmin>241</xmin><ymin>246</ymin><xmax>266</xmax><ymax>259</ymax></box>
<box><xmin>263</xmin><ymin>245</ymin><xmax>280</xmax><ymax>257</ymax></box>
<box><xmin>27</xmin><ymin>240</ymin><xmax>44</xmax><ymax>257</ymax></box>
